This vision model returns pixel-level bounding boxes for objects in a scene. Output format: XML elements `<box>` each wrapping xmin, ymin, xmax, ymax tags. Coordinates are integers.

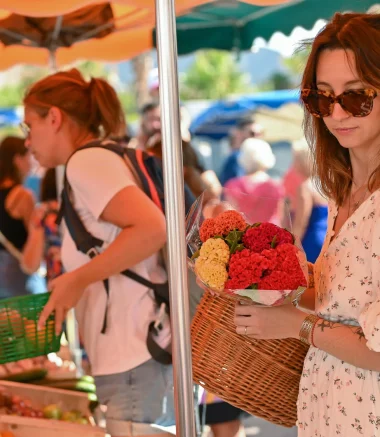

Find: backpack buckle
<box><xmin>87</xmin><ymin>247</ymin><xmax>99</xmax><ymax>258</ymax></box>
<box><xmin>153</xmin><ymin>303</ymin><xmax>167</xmax><ymax>333</ymax></box>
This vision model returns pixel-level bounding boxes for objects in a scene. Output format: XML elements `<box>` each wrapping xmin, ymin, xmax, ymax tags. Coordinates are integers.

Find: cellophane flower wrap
<box><xmin>186</xmin><ymin>190</ymin><xmax>309</xmax><ymax>306</ymax></box>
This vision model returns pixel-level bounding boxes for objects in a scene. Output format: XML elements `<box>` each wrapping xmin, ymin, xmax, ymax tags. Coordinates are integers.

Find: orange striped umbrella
<box><xmin>0</xmin><ymin>0</ymin><xmax>291</xmax><ymax>70</ymax></box>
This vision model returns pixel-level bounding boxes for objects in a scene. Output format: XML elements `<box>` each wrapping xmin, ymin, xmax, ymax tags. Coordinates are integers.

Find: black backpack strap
<box><xmin>146</xmin><ymin>322</ymin><xmax>172</xmax><ymax>365</ymax></box>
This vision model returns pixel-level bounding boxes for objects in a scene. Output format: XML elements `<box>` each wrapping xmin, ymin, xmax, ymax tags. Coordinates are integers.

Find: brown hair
<box><xmin>24</xmin><ymin>68</ymin><xmax>125</xmax><ymax>139</ymax></box>
<box><xmin>0</xmin><ymin>136</ymin><xmax>29</xmax><ymax>185</ymax></box>
<box><xmin>301</xmin><ymin>13</ymin><xmax>380</xmax><ymax>205</ymax></box>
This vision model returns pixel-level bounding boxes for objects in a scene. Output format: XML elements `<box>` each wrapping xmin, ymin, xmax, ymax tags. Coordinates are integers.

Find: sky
<box><xmin>252</xmin><ymin>19</ymin><xmax>326</xmax><ymax>58</ymax></box>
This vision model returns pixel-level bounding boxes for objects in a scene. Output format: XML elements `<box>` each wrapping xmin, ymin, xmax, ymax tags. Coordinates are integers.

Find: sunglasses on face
<box><xmin>301</xmin><ymin>88</ymin><xmax>377</xmax><ymax>118</ymax></box>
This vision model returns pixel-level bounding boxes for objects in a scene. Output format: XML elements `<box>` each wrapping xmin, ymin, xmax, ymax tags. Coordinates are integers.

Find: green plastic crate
<box><xmin>0</xmin><ymin>292</ymin><xmax>62</xmax><ymax>363</ymax></box>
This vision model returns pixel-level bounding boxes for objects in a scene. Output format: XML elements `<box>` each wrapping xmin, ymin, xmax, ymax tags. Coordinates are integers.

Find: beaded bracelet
<box><xmin>299</xmin><ymin>314</ymin><xmax>319</xmax><ymax>347</ymax></box>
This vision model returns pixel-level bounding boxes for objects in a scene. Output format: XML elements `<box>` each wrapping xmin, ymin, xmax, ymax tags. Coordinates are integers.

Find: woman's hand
<box><xmin>38</xmin><ymin>271</ymin><xmax>88</xmax><ymax>335</ymax></box>
<box><xmin>28</xmin><ymin>204</ymin><xmax>46</xmax><ymax>231</ymax></box>
<box><xmin>234</xmin><ymin>302</ymin><xmax>306</xmax><ymax>340</ymax></box>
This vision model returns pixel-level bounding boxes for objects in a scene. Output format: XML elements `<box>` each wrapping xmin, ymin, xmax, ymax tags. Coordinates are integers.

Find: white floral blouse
<box><xmin>297</xmin><ymin>191</ymin><xmax>380</xmax><ymax>436</ymax></box>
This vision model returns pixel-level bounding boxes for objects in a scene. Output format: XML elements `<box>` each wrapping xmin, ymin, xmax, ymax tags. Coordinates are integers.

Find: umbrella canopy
<box><xmin>0</xmin><ymin>107</ymin><xmax>20</xmax><ymax>126</ymax></box>
<box><xmin>190</xmin><ymin>89</ymin><xmax>300</xmax><ymax>139</ymax></box>
<box><xmin>154</xmin><ymin>0</ymin><xmax>380</xmax><ymax>55</ymax></box>
<box><xmin>0</xmin><ymin>0</ymin><xmax>289</xmax><ymax>70</ymax></box>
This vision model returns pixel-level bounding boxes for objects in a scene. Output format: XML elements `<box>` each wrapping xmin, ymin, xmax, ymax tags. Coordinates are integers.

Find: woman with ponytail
<box><xmin>22</xmin><ymin>69</ymin><xmax>173</xmax><ymax>437</ymax></box>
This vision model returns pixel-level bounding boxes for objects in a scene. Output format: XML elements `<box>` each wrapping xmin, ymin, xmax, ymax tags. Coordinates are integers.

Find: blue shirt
<box><xmin>219</xmin><ymin>150</ymin><xmax>245</xmax><ymax>186</ymax></box>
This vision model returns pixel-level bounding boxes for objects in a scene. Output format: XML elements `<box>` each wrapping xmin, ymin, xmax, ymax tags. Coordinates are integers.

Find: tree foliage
<box><xmin>283</xmin><ymin>47</ymin><xmax>311</xmax><ymax>79</ymax></box>
<box><xmin>180</xmin><ymin>50</ymin><xmax>249</xmax><ymax>100</ymax></box>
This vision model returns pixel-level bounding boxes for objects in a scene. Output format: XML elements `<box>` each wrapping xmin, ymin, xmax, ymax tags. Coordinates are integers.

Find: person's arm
<box><xmin>21</xmin><ymin>206</ymin><xmax>46</xmax><ymax>274</ymax></box>
<box><xmin>39</xmin><ymin>185</ymin><xmax>166</xmax><ymax>333</ymax></box>
<box><xmin>5</xmin><ymin>186</ymin><xmax>45</xmax><ymax>274</ymax></box>
<box><xmin>234</xmin><ymin>304</ymin><xmax>380</xmax><ymax>371</ymax></box>
<box><xmin>293</xmin><ymin>181</ymin><xmax>313</xmax><ymax>241</ymax></box>
<box><xmin>311</xmin><ymin>319</ymin><xmax>380</xmax><ymax>371</ymax></box>
<box><xmin>38</xmin><ymin>148</ymin><xmax>167</xmax><ymax>332</ymax></box>
<box><xmin>5</xmin><ymin>186</ymin><xmax>35</xmax><ymax>228</ymax></box>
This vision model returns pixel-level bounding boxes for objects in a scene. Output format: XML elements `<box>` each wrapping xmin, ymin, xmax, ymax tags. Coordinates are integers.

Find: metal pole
<box><xmin>155</xmin><ymin>1</ymin><xmax>196</xmax><ymax>436</ymax></box>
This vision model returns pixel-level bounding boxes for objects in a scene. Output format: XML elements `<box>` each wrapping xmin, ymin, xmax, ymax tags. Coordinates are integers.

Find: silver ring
<box><xmin>244</xmin><ymin>326</ymin><xmax>247</xmax><ymax>335</ymax></box>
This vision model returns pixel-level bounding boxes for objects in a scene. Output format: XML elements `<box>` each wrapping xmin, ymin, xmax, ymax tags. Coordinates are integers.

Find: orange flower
<box><xmin>214</xmin><ymin>210</ymin><xmax>247</xmax><ymax>236</ymax></box>
<box><xmin>199</xmin><ymin>218</ymin><xmax>216</xmax><ymax>242</ymax></box>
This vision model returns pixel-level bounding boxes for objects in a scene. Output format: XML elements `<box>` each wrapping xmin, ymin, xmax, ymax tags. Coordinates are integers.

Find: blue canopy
<box><xmin>0</xmin><ymin>107</ymin><xmax>21</xmax><ymax>127</ymax></box>
<box><xmin>190</xmin><ymin>89</ymin><xmax>300</xmax><ymax>140</ymax></box>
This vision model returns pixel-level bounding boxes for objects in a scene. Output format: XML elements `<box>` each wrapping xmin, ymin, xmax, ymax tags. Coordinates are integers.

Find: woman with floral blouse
<box><xmin>234</xmin><ymin>12</ymin><xmax>380</xmax><ymax>436</ymax></box>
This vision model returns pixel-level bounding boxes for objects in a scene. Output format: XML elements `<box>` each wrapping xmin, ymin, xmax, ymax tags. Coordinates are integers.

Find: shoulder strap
<box><xmin>0</xmin><ymin>230</ymin><xmax>23</xmax><ymax>261</ymax></box>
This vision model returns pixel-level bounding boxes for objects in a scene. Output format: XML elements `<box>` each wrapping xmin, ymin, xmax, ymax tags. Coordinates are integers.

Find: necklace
<box><xmin>348</xmin><ymin>185</ymin><xmax>369</xmax><ymax>218</ymax></box>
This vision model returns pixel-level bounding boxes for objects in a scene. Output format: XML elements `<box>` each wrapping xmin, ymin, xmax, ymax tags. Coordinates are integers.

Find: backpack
<box><xmin>57</xmin><ymin>140</ymin><xmax>196</xmax><ymax>365</ymax></box>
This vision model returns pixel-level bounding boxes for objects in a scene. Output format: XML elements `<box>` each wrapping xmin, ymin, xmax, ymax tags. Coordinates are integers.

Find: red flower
<box><xmin>226</xmin><ymin>249</ymin><xmax>272</xmax><ymax>290</ymax></box>
<box><xmin>243</xmin><ymin>222</ymin><xmax>294</xmax><ymax>253</ymax></box>
<box><xmin>275</xmin><ymin>244</ymin><xmax>303</xmax><ymax>272</ymax></box>
<box><xmin>264</xmin><ymin>244</ymin><xmax>307</xmax><ymax>288</ymax></box>
<box><xmin>258</xmin><ymin>271</ymin><xmax>300</xmax><ymax>290</ymax></box>
<box><xmin>276</xmin><ymin>229</ymin><xmax>294</xmax><ymax>246</ymax></box>
<box><xmin>225</xmin><ymin>277</ymin><xmax>254</xmax><ymax>290</ymax></box>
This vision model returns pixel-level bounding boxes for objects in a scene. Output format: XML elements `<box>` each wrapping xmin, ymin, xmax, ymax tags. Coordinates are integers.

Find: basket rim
<box><xmin>0</xmin><ymin>292</ymin><xmax>50</xmax><ymax>305</ymax></box>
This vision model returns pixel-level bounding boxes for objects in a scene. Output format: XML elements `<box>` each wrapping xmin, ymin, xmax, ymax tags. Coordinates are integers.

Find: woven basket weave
<box><xmin>191</xmin><ymin>290</ymin><xmax>309</xmax><ymax>428</ymax></box>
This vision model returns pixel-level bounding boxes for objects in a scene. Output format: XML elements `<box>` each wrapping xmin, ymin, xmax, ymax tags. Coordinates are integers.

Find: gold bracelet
<box><xmin>299</xmin><ymin>314</ymin><xmax>319</xmax><ymax>346</ymax></box>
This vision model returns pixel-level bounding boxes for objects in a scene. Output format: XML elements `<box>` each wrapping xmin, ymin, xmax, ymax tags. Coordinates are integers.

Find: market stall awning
<box><xmin>0</xmin><ymin>0</ymin><xmax>292</xmax><ymax>70</ymax></box>
<box><xmin>0</xmin><ymin>0</ymin><xmax>213</xmax><ymax>69</ymax></box>
<box><xmin>158</xmin><ymin>0</ymin><xmax>380</xmax><ymax>55</ymax></box>
<box><xmin>190</xmin><ymin>89</ymin><xmax>300</xmax><ymax>139</ymax></box>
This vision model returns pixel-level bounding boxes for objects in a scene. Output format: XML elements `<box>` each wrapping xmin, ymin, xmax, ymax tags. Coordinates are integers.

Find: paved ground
<box><xmin>243</xmin><ymin>415</ymin><xmax>297</xmax><ymax>437</ymax></box>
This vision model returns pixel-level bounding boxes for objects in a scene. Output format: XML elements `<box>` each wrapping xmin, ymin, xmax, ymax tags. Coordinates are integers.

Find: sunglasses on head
<box><xmin>301</xmin><ymin>88</ymin><xmax>377</xmax><ymax>118</ymax></box>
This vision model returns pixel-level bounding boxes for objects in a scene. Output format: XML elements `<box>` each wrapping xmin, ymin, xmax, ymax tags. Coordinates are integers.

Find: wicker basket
<box><xmin>191</xmin><ymin>290</ymin><xmax>309</xmax><ymax>428</ymax></box>
<box><xmin>0</xmin><ymin>293</ymin><xmax>62</xmax><ymax>364</ymax></box>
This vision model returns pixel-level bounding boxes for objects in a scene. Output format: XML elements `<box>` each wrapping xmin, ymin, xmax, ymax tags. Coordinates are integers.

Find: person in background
<box><xmin>0</xmin><ymin>136</ymin><xmax>45</xmax><ymax>298</ymax></box>
<box><xmin>138</xmin><ymin>102</ymin><xmax>222</xmax><ymax>200</ymax></box>
<box><xmin>22</xmin><ymin>168</ymin><xmax>62</xmax><ymax>283</ymax></box>
<box><xmin>133</xmin><ymin>102</ymin><xmax>162</xmax><ymax>150</ymax></box>
<box><xmin>225</xmin><ymin>138</ymin><xmax>284</xmax><ymax>224</ymax></box>
<box><xmin>282</xmin><ymin>148</ymin><xmax>308</xmax><ymax>220</ymax></box>
<box><xmin>219</xmin><ymin>116</ymin><xmax>263</xmax><ymax>187</ymax></box>
<box><xmin>148</xmin><ymin>67</ymin><xmax>160</xmax><ymax>101</ymax></box>
<box><xmin>22</xmin><ymin>68</ymin><xmax>173</xmax><ymax>437</ymax></box>
<box><xmin>145</xmin><ymin>134</ymin><xmax>213</xmax><ymax>199</ymax></box>
<box><xmin>134</xmin><ymin>101</ymin><xmax>193</xmax><ymax>150</ymax></box>
<box><xmin>292</xmin><ymin>138</ymin><xmax>328</xmax><ymax>263</ymax></box>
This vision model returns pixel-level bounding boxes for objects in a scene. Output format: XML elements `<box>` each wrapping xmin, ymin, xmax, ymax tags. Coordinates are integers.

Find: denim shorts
<box><xmin>95</xmin><ymin>359</ymin><xmax>175</xmax><ymax>436</ymax></box>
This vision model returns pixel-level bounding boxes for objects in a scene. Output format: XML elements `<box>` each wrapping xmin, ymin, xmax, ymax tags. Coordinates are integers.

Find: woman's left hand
<box><xmin>234</xmin><ymin>302</ymin><xmax>306</xmax><ymax>340</ymax></box>
<box><xmin>38</xmin><ymin>271</ymin><xmax>88</xmax><ymax>335</ymax></box>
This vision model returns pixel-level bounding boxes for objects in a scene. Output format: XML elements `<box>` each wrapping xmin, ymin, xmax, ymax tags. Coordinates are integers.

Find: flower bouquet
<box><xmin>186</xmin><ymin>194</ymin><xmax>308</xmax><ymax>307</ymax></box>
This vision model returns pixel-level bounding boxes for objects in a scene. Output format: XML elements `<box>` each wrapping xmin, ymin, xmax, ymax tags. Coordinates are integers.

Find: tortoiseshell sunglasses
<box><xmin>301</xmin><ymin>88</ymin><xmax>377</xmax><ymax>118</ymax></box>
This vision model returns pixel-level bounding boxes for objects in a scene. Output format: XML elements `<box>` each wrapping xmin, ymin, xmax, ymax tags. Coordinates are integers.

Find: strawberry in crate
<box><xmin>188</xmin><ymin>207</ymin><xmax>309</xmax><ymax>307</ymax></box>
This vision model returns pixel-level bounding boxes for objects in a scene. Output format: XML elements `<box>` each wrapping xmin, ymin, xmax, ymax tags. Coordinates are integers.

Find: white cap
<box><xmin>238</xmin><ymin>138</ymin><xmax>276</xmax><ymax>173</ymax></box>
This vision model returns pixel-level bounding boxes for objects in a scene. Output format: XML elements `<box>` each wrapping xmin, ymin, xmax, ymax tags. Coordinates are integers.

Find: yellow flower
<box><xmin>195</xmin><ymin>257</ymin><xmax>228</xmax><ymax>291</ymax></box>
<box><xmin>200</xmin><ymin>238</ymin><xmax>230</xmax><ymax>265</ymax></box>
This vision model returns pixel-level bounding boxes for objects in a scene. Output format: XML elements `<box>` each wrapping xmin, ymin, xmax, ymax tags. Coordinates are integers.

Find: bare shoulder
<box><xmin>5</xmin><ymin>186</ymin><xmax>35</xmax><ymax>220</ymax></box>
